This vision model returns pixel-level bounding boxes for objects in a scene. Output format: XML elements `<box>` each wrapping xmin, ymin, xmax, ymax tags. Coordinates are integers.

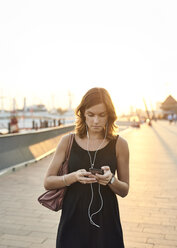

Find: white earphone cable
<box><xmin>88</xmin><ymin>183</ymin><xmax>103</xmax><ymax>228</ymax></box>
<box><xmin>86</xmin><ymin>123</ymin><xmax>108</xmax><ymax>228</ymax></box>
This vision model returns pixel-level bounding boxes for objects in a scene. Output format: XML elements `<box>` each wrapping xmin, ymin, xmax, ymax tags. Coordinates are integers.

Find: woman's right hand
<box><xmin>74</xmin><ymin>169</ymin><xmax>97</xmax><ymax>184</ymax></box>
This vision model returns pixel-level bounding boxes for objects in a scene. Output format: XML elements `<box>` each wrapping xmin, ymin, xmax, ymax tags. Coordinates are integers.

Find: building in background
<box><xmin>160</xmin><ymin>95</ymin><xmax>177</xmax><ymax>118</ymax></box>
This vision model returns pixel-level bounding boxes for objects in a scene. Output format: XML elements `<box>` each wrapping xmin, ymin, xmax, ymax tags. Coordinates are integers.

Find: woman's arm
<box><xmin>44</xmin><ymin>134</ymin><xmax>75</xmax><ymax>190</ymax></box>
<box><xmin>94</xmin><ymin>136</ymin><xmax>129</xmax><ymax>197</ymax></box>
<box><xmin>109</xmin><ymin>136</ymin><xmax>129</xmax><ymax>197</ymax></box>
<box><xmin>44</xmin><ymin>134</ymin><xmax>97</xmax><ymax>190</ymax></box>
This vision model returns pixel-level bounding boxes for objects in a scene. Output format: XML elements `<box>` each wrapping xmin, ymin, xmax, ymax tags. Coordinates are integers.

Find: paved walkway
<box><xmin>0</xmin><ymin>120</ymin><xmax>177</xmax><ymax>248</ymax></box>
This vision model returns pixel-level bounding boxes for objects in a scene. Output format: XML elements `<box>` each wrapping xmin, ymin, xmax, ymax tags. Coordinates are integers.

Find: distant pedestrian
<box><xmin>10</xmin><ymin>115</ymin><xmax>19</xmax><ymax>133</ymax></box>
<box><xmin>168</xmin><ymin>114</ymin><xmax>173</xmax><ymax>124</ymax></box>
<box><xmin>173</xmin><ymin>113</ymin><xmax>177</xmax><ymax>124</ymax></box>
<box><xmin>44</xmin><ymin>87</ymin><xmax>129</xmax><ymax>248</ymax></box>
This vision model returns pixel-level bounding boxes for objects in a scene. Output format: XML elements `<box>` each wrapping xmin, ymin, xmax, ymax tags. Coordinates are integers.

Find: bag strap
<box><xmin>65</xmin><ymin>133</ymin><xmax>74</xmax><ymax>161</ymax></box>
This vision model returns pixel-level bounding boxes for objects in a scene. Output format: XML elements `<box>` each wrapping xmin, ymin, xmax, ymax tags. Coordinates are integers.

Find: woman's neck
<box><xmin>87</xmin><ymin>131</ymin><xmax>104</xmax><ymax>140</ymax></box>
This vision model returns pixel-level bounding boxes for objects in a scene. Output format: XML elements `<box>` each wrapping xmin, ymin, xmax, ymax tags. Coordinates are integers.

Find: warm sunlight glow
<box><xmin>0</xmin><ymin>1</ymin><xmax>177</xmax><ymax>114</ymax></box>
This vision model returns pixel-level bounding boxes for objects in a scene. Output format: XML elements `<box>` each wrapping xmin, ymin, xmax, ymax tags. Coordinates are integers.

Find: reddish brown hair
<box><xmin>75</xmin><ymin>87</ymin><xmax>118</xmax><ymax>139</ymax></box>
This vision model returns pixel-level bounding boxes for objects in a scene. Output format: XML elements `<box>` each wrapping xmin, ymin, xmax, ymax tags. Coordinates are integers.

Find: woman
<box><xmin>44</xmin><ymin>87</ymin><xmax>129</xmax><ymax>248</ymax></box>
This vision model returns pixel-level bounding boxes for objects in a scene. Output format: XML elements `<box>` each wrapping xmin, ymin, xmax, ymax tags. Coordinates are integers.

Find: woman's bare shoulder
<box><xmin>74</xmin><ymin>133</ymin><xmax>82</xmax><ymax>141</ymax></box>
<box><xmin>56</xmin><ymin>132</ymin><xmax>75</xmax><ymax>150</ymax></box>
<box><xmin>61</xmin><ymin>132</ymin><xmax>73</xmax><ymax>142</ymax></box>
<box><xmin>117</xmin><ymin>135</ymin><xmax>128</xmax><ymax>146</ymax></box>
<box><xmin>116</xmin><ymin>135</ymin><xmax>129</xmax><ymax>155</ymax></box>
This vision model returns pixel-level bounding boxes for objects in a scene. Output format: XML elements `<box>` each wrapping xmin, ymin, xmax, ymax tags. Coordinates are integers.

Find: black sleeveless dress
<box><xmin>56</xmin><ymin>135</ymin><xmax>124</xmax><ymax>248</ymax></box>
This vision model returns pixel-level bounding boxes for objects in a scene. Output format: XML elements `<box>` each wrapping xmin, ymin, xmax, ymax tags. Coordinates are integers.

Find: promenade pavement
<box><xmin>0</xmin><ymin>120</ymin><xmax>177</xmax><ymax>248</ymax></box>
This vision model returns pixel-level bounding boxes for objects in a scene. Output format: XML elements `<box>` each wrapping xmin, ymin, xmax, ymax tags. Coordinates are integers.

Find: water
<box><xmin>0</xmin><ymin>111</ymin><xmax>75</xmax><ymax>135</ymax></box>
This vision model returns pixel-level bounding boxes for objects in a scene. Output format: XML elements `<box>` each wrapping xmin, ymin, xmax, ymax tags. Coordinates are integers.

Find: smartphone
<box><xmin>89</xmin><ymin>168</ymin><xmax>104</xmax><ymax>175</ymax></box>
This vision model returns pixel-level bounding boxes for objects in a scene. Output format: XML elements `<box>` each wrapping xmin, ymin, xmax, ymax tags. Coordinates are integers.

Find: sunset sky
<box><xmin>0</xmin><ymin>0</ymin><xmax>177</xmax><ymax>115</ymax></box>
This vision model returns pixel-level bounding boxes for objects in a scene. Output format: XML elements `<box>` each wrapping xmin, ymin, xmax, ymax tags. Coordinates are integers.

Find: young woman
<box><xmin>44</xmin><ymin>87</ymin><xmax>129</xmax><ymax>248</ymax></box>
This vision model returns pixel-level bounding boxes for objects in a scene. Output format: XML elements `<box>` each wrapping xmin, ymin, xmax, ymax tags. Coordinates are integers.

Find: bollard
<box><xmin>35</xmin><ymin>123</ymin><xmax>38</xmax><ymax>130</ymax></box>
<box><xmin>32</xmin><ymin>120</ymin><xmax>35</xmax><ymax>129</ymax></box>
<box><xmin>8</xmin><ymin>122</ymin><xmax>11</xmax><ymax>133</ymax></box>
<box><xmin>53</xmin><ymin>119</ymin><xmax>56</xmax><ymax>127</ymax></box>
<box><xmin>58</xmin><ymin>119</ymin><xmax>61</xmax><ymax>126</ymax></box>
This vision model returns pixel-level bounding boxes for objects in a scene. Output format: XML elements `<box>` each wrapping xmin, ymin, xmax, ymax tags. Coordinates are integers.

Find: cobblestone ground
<box><xmin>0</xmin><ymin>120</ymin><xmax>177</xmax><ymax>248</ymax></box>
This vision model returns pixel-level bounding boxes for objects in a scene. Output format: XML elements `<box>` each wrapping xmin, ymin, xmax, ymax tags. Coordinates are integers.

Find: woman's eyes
<box><xmin>87</xmin><ymin>114</ymin><xmax>106</xmax><ymax>117</ymax></box>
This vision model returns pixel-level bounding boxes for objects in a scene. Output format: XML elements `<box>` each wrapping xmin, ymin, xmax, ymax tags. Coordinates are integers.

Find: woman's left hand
<box><xmin>94</xmin><ymin>166</ymin><xmax>113</xmax><ymax>186</ymax></box>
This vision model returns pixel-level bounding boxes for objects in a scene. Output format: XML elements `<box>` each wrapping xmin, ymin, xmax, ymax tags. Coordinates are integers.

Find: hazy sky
<box><xmin>0</xmin><ymin>0</ymin><xmax>177</xmax><ymax>115</ymax></box>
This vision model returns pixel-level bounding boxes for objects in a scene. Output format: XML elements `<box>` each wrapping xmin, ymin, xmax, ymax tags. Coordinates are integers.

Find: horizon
<box><xmin>0</xmin><ymin>88</ymin><xmax>176</xmax><ymax>115</ymax></box>
<box><xmin>0</xmin><ymin>93</ymin><xmax>173</xmax><ymax>116</ymax></box>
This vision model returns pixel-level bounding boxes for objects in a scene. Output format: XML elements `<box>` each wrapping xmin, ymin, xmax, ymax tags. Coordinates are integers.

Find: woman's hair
<box><xmin>75</xmin><ymin>87</ymin><xmax>118</xmax><ymax>139</ymax></box>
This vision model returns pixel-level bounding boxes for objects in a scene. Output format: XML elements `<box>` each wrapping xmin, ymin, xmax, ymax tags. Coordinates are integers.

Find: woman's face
<box><xmin>84</xmin><ymin>103</ymin><xmax>108</xmax><ymax>133</ymax></box>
